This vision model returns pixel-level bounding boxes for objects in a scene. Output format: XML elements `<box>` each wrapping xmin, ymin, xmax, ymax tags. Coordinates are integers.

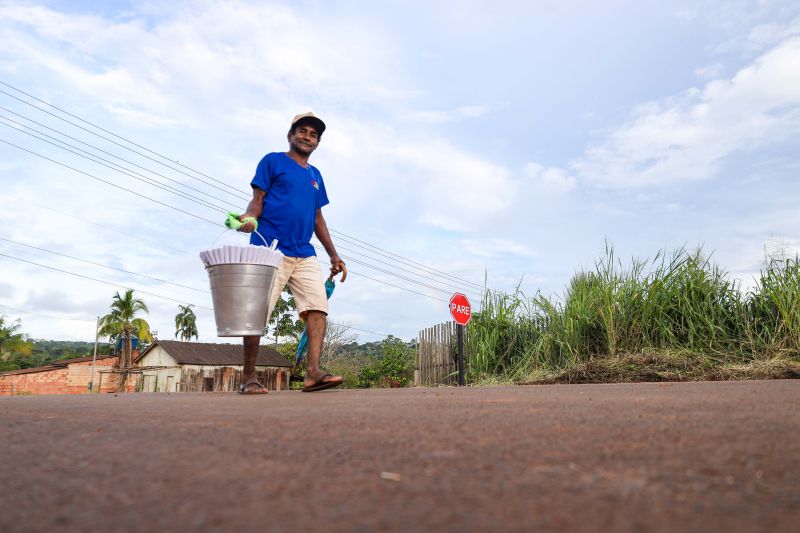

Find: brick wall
<box><xmin>0</xmin><ymin>357</ymin><xmax>124</xmax><ymax>395</ymax></box>
<box><xmin>0</xmin><ymin>368</ymin><xmax>69</xmax><ymax>395</ymax></box>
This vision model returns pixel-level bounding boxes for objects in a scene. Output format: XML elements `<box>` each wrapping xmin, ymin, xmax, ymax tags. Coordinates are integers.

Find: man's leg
<box><xmin>303</xmin><ymin>311</ymin><xmax>327</xmax><ymax>384</ymax></box>
<box><xmin>240</xmin><ymin>335</ymin><xmax>267</xmax><ymax>393</ymax></box>
<box><xmin>289</xmin><ymin>257</ymin><xmax>342</xmax><ymax>390</ymax></box>
<box><xmin>238</xmin><ymin>257</ymin><xmax>292</xmax><ymax>394</ymax></box>
<box><xmin>301</xmin><ymin>310</ymin><xmax>342</xmax><ymax>389</ymax></box>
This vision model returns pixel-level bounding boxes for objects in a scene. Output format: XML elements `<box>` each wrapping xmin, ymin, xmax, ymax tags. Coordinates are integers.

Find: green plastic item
<box><xmin>225</xmin><ymin>212</ymin><xmax>258</xmax><ymax>231</ymax></box>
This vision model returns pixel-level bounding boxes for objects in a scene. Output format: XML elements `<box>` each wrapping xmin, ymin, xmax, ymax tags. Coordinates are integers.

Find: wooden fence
<box><xmin>417</xmin><ymin>321</ymin><xmax>464</xmax><ymax>386</ymax></box>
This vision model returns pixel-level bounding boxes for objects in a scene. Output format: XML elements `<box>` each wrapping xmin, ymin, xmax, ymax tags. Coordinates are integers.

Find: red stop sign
<box><xmin>449</xmin><ymin>293</ymin><xmax>472</xmax><ymax>326</ymax></box>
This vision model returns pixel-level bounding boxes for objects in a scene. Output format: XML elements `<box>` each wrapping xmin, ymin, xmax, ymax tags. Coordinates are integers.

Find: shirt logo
<box><xmin>311</xmin><ymin>179</ymin><xmax>319</xmax><ymax>190</ymax></box>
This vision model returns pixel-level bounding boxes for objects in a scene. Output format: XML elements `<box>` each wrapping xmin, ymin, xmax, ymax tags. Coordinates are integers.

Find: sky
<box><xmin>0</xmin><ymin>0</ymin><xmax>798</xmax><ymax>345</ymax></box>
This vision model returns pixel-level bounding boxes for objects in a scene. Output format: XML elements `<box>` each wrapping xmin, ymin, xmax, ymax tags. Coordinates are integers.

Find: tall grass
<box><xmin>746</xmin><ymin>257</ymin><xmax>800</xmax><ymax>355</ymax></box>
<box><xmin>466</xmin><ymin>246</ymin><xmax>800</xmax><ymax>381</ymax></box>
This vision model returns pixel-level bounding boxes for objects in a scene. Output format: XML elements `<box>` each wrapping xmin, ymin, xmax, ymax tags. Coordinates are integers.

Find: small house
<box><xmin>134</xmin><ymin>340</ymin><xmax>292</xmax><ymax>392</ymax></box>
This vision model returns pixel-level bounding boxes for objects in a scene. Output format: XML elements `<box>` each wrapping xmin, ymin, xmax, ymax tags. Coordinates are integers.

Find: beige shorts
<box><xmin>268</xmin><ymin>256</ymin><xmax>328</xmax><ymax>319</ymax></box>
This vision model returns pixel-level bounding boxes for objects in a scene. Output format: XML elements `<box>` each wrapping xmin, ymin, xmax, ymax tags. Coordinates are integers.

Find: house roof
<box><xmin>136</xmin><ymin>340</ymin><xmax>291</xmax><ymax>368</ymax></box>
<box><xmin>54</xmin><ymin>355</ymin><xmax>117</xmax><ymax>365</ymax></box>
<box><xmin>0</xmin><ymin>355</ymin><xmax>117</xmax><ymax>376</ymax></box>
<box><xmin>0</xmin><ymin>364</ymin><xmax>61</xmax><ymax>376</ymax></box>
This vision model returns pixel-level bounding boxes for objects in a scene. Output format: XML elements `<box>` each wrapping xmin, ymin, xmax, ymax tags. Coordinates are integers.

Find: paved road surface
<box><xmin>1</xmin><ymin>380</ymin><xmax>798</xmax><ymax>532</ymax></box>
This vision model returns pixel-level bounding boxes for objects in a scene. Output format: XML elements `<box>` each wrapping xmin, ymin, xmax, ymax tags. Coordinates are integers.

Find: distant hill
<box><xmin>14</xmin><ymin>337</ymin><xmax>415</xmax><ymax>370</ymax></box>
<box><xmin>30</xmin><ymin>339</ymin><xmax>114</xmax><ymax>361</ymax></box>
<box><xmin>0</xmin><ymin>339</ymin><xmax>116</xmax><ymax>372</ymax></box>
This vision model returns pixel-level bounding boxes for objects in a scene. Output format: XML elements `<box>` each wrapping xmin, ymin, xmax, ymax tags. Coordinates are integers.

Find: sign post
<box><xmin>449</xmin><ymin>293</ymin><xmax>472</xmax><ymax>386</ymax></box>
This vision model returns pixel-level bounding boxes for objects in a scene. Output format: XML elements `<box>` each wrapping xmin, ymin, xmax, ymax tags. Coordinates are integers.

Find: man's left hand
<box><xmin>329</xmin><ymin>254</ymin><xmax>347</xmax><ymax>282</ymax></box>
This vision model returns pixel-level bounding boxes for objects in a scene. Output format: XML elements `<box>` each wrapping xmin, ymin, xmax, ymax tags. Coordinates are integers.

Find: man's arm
<box><xmin>314</xmin><ymin>208</ymin><xmax>345</xmax><ymax>278</ymax></box>
<box><xmin>238</xmin><ymin>187</ymin><xmax>266</xmax><ymax>233</ymax></box>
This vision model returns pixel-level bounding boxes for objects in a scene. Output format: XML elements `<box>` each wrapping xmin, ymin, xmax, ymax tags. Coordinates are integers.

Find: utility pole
<box><xmin>88</xmin><ymin>316</ymin><xmax>100</xmax><ymax>392</ymax></box>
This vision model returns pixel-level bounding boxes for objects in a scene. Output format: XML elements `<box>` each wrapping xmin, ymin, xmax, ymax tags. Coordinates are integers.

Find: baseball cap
<box><xmin>291</xmin><ymin>112</ymin><xmax>326</xmax><ymax>135</ymax></box>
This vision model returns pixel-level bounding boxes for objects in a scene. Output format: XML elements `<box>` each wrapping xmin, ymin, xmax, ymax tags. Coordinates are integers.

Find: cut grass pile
<box><xmin>522</xmin><ymin>352</ymin><xmax>800</xmax><ymax>384</ymax></box>
<box><xmin>466</xmin><ymin>246</ymin><xmax>800</xmax><ymax>384</ymax></box>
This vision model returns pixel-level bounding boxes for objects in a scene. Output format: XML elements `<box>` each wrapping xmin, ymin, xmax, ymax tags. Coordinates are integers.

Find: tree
<box><xmin>316</xmin><ymin>322</ymin><xmax>361</xmax><ymax>388</ymax></box>
<box><xmin>268</xmin><ymin>285</ymin><xmax>304</xmax><ymax>345</ymax></box>
<box><xmin>357</xmin><ymin>335</ymin><xmax>416</xmax><ymax>388</ymax></box>
<box><xmin>321</xmin><ymin>321</ymin><xmax>357</xmax><ymax>367</ymax></box>
<box><xmin>174</xmin><ymin>304</ymin><xmax>199</xmax><ymax>341</ymax></box>
<box><xmin>99</xmin><ymin>290</ymin><xmax>152</xmax><ymax>377</ymax></box>
<box><xmin>0</xmin><ymin>315</ymin><xmax>33</xmax><ymax>371</ymax></box>
<box><xmin>0</xmin><ymin>314</ymin><xmax>24</xmax><ymax>356</ymax></box>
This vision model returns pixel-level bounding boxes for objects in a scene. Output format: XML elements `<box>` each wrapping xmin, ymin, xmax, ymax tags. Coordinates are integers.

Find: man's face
<box><xmin>288</xmin><ymin>123</ymin><xmax>320</xmax><ymax>156</ymax></box>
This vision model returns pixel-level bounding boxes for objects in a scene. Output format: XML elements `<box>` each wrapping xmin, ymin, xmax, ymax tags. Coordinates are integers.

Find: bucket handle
<box><xmin>220</xmin><ymin>212</ymin><xmax>278</xmax><ymax>250</ymax></box>
<box><xmin>252</xmin><ymin>229</ymin><xmax>278</xmax><ymax>250</ymax></box>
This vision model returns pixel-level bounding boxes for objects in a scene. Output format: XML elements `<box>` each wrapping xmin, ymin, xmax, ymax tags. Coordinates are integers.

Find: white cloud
<box><xmin>103</xmin><ymin>105</ymin><xmax>178</xmax><ymax>127</ymax></box>
<box><xmin>745</xmin><ymin>15</ymin><xmax>800</xmax><ymax>52</ymax></box>
<box><xmin>1</xmin><ymin>1</ymin><xmax>799</xmax><ymax>344</ymax></box>
<box><xmin>673</xmin><ymin>7</ymin><xmax>698</xmax><ymax>22</ymax></box>
<box><xmin>523</xmin><ymin>163</ymin><xmax>576</xmax><ymax>194</ymax></box>
<box><xmin>0</xmin><ymin>280</ymin><xmax>16</xmax><ymax>298</ymax></box>
<box><xmin>573</xmin><ymin>35</ymin><xmax>800</xmax><ymax>187</ymax></box>
<box><xmin>21</xmin><ymin>287</ymin><xmax>100</xmax><ymax>314</ymax></box>
<box><xmin>393</xmin><ymin>140</ymin><xmax>516</xmax><ymax>231</ymax></box>
<box><xmin>459</xmin><ymin>238</ymin><xmax>536</xmax><ymax>258</ymax></box>
<box><xmin>0</xmin><ymin>1</ymin><xmax>526</xmax><ymax>343</ymax></box>
<box><xmin>0</xmin><ymin>1</ymin><xmax>410</xmax><ymax>129</ymax></box>
<box><xmin>406</xmin><ymin>105</ymin><xmax>490</xmax><ymax>123</ymax></box>
<box><xmin>592</xmin><ymin>203</ymin><xmax>633</xmax><ymax>217</ymax></box>
<box><xmin>694</xmin><ymin>63</ymin><xmax>724</xmax><ymax>80</ymax></box>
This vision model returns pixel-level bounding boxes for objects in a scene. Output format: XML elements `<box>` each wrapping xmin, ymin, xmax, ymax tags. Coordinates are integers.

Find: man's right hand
<box><xmin>239</xmin><ymin>215</ymin><xmax>258</xmax><ymax>233</ymax></box>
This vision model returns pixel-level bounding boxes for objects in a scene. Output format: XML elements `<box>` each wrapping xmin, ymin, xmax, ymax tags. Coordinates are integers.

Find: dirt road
<box><xmin>1</xmin><ymin>380</ymin><xmax>798</xmax><ymax>532</ymax></box>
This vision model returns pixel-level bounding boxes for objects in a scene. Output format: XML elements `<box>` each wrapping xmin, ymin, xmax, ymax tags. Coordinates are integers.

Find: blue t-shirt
<box><xmin>249</xmin><ymin>152</ymin><xmax>329</xmax><ymax>257</ymax></box>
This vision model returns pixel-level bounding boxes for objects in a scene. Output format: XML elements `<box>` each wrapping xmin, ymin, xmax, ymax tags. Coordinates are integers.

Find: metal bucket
<box><xmin>206</xmin><ymin>263</ymin><xmax>278</xmax><ymax>336</ymax></box>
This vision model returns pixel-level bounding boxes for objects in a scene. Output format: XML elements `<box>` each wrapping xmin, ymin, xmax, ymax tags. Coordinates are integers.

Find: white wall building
<box><xmin>135</xmin><ymin>340</ymin><xmax>291</xmax><ymax>392</ymax></box>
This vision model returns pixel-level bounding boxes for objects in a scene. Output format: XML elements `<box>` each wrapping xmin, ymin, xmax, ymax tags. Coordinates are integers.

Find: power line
<box><xmin>0</xmin><ymin>236</ymin><xmax>209</xmax><ymax>294</ymax></box>
<box><xmin>317</xmin><ymin>257</ymin><xmax>449</xmax><ymax>303</ymax></box>
<box><xmin>2</xmin><ymin>135</ymin><xmax>475</xmax><ymax>300</ymax></box>
<box><xmin>0</xmin><ymin>110</ymin><xmax>244</xmax><ymax>209</ymax></box>
<box><xmin>0</xmin><ymin>138</ymin><xmax>220</xmax><ymax>226</ymax></box>
<box><xmin>0</xmin><ymin>252</ymin><xmax>213</xmax><ymax>310</ymax></box>
<box><xmin>318</xmin><ymin>238</ymin><xmax>485</xmax><ymax>298</ymax></box>
<box><xmin>0</xmin><ymin>80</ymin><xmax>495</xmax><ymax>292</ymax></box>
<box><xmin>0</xmin><ymin>125</ymin><xmax>465</xmax><ymax>300</ymax></box>
<box><xmin>0</xmin><ymin>83</ymin><xmax>247</xmax><ymax>198</ymax></box>
<box><xmin>314</xmin><ymin>243</ymin><xmax>481</xmax><ymax>299</ymax></box>
<box><xmin>2</xmin><ymin>183</ymin><xmax>453</xmax><ymax>305</ymax></box>
<box><xmin>0</xmin><ymin>193</ymin><xmax>193</xmax><ymax>256</ymax></box>
<box><xmin>0</xmin><ymin>118</ymin><xmax>231</xmax><ymax>213</ymax></box>
<box><xmin>0</xmin><ymin>83</ymin><xmax>503</xmax><ymax>314</ymax></box>
<box><xmin>0</xmin><ymin>253</ymin><xmax>414</xmax><ymax>341</ymax></box>
<box><xmin>0</xmin><ymin>196</ymin><xmax>431</xmax><ymax>324</ymax></box>
<box><xmin>0</xmin><ymin>226</ymin><xmax>446</xmax><ymax>328</ymax></box>
<box><xmin>330</xmin><ymin>229</ymin><xmax>488</xmax><ymax>292</ymax></box>
<box><xmin>328</xmin><ymin>320</ymin><xmax>394</xmax><ymax>339</ymax></box>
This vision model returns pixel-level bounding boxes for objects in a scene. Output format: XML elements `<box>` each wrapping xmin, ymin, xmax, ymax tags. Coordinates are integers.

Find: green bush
<box><xmin>357</xmin><ymin>336</ymin><xmax>415</xmax><ymax>388</ymax></box>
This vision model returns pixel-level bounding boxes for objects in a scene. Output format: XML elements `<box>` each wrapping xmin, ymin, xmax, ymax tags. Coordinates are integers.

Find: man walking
<box><xmin>237</xmin><ymin>112</ymin><xmax>345</xmax><ymax>394</ymax></box>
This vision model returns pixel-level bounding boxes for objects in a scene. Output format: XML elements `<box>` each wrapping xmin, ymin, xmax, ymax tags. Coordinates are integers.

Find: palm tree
<box><xmin>99</xmin><ymin>290</ymin><xmax>152</xmax><ymax>376</ymax></box>
<box><xmin>0</xmin><ymin>314</ymin><xmax>30</xmax><ymax>366</ymax></box>
<box><xmin>174</xmin><ymin>304</ymin><xmax>199</xmax><ymax>341</ymax></box>
<box><xmin>0</xmin><ymin>314</ymin><xmax>23</xmax><ymax>356</ymax></box>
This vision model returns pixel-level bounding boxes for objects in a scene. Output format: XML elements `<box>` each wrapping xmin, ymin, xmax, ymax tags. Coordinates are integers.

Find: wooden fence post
<box><xmin>417</xmin><ymin>321</ymin><xmax>463</xmax><ymax>386</ymax></box>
